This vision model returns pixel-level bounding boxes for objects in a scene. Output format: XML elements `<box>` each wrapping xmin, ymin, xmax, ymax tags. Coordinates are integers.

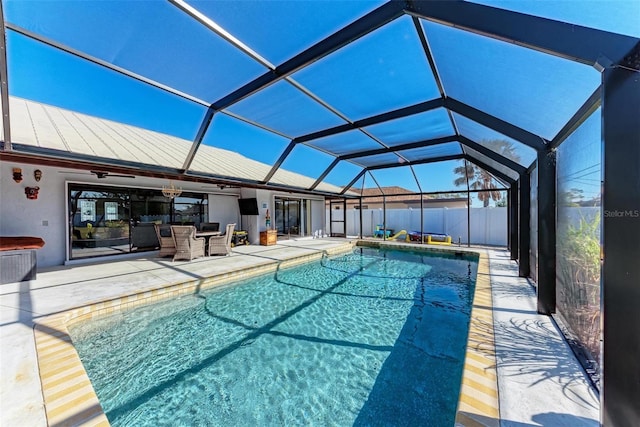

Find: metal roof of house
<box><xmin>1</xmin><ymin>0</ymin><xmax>638</xmax><ymax>196</ymax></box>
<box><xmin>7</xmin><ymin>96</ymin><xmax>344</xmax><ymax>194</ymax></box>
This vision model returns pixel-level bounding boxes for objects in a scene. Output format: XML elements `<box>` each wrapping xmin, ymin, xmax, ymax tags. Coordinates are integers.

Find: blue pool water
<box><xmin>70</xmin><ymin>247</ymin><xmax>478</xmax><ymax>426</ymax></box>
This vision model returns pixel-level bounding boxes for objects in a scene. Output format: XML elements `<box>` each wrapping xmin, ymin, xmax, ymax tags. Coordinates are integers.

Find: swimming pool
<box><xmin>70</xmin><ymin>247</ymin><xmax>478</xmax><ymax>426</ymax></box>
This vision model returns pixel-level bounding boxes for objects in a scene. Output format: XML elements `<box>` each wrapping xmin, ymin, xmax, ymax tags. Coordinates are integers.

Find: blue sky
<box><xmin>5</xmin><ymin>0</ymin><xmax>638</xmax><ymax>200</ymax></box>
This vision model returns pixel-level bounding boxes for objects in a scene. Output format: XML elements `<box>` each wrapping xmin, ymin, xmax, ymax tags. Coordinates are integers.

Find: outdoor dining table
<box><xmin>195</xmin><ymin>230</ymin><xmax>222</xmax><ymax>255</ymax></box>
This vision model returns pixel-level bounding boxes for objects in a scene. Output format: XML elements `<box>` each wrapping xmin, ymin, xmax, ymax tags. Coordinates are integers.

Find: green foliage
<box><xmin>557</xmin><ymin>211</ymin><xmax>601</xmax><ymax>366</ymax></box>
<box><xmin>559</xmin><ymin>213</ymin><xmax>601</xmax><ymax>286</ymax></box>
<box><xmin>453</xmin><ymin>139</ymin><xmax>520</xmax><ymax>207</ymax></box>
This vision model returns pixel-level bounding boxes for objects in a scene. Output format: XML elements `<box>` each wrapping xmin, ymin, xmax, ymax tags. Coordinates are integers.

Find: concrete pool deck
<box><xmin>0</xmin><ymin>238</ymin><xmax>598</xmax><ymax>426</ymax></box>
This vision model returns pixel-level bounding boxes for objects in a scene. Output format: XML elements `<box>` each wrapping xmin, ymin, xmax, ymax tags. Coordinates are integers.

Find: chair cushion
<box><xmin>0</xmin><ymin>236</ymin><xmax>45</xmax><ymax>251</ymax></box>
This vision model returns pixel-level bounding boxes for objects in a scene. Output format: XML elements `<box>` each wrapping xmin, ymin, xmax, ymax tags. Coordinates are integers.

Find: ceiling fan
<box><xmin>90</xmin><ymin>170</ymin><xmax>135</xmax><ymax>179</ymax></box>
<box><xmin>201</xmin><ymin>184</ymin><xmax>240</xmax><ymax>190</ymax></box>
<box><xmin>61</xmin><ymin>170</ymin><xmax>136</xmax><ymax>179</ymax></box>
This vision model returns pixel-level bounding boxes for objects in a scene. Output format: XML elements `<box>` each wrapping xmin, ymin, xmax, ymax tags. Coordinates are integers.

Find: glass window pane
<box><xmin>305</xmin><ymin>130</ymin><xmax>384</xmax><ymax>156</ymax></box>
<box><xmin>422</xmin><ymin>20</ymin><xmax>600</xmax><ymax>140</ymax></box>
<box><xmin>399</xmin><ymin>142</ymin><xmax>462</xmax><ymax>162</ymax></box>
<box><xmin>293</xmin><ymin>16</ymin><xmax>441</xmax><ymax>121</ymax></box>
<box><xmin>556</xmin><ymin>108</ymin><xmax>601</xmax><ymax>372</ymax></box>
<box><xmin>5</xmin><ymin>1</ymin><xmax>266</xmax><ymax>102</ymax></box>
<box><xmin>454</xmin><ymin>113</ymin><xmax>537</xmax><ymax>167</ymax></box>
<box><xmin>227</xmin><ymin>80</ymin><xmax>348</xmax><ymax>137</ymax></box>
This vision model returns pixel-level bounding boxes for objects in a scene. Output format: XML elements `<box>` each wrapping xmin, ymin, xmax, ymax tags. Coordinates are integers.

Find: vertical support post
<box><xmin>420</xmin><ymin>194</ymin><xmax>424</xmax><ymax>244</ymax></box>
<box><xmin>510</xmin><ymin>183</ymin><xmax>519</xmax><ymax>260</ymax></box>
<box><xmin>342</xmin><ymin>198</ymin><xmax>347</xmax><ymax>237</ymax></box>
<box><xmin>359</xmin><ymin>198</ymin><xmax>363</xmax><ymax>239</ymax></box>
<box><xmin>507</xmin><ymin>190</ymin><xmax>511</xmax><ymax>250</ymax></box>
<box><xmin>382</xmin><ymin>196</ymin><xmax>387</xmax><ymax>240</ymax></box>
<box><xmin>328</xmin><ymin>201</ymin><xmax>333</xmax><ymax>237</ymax></box>
<box><xmin>518</xmin><ymin>174</ymin><xmax>530</xmax><ymax>277</ymax></box>
<box><xmin>601</xmin><ymin>63</ymin><xmax>640</xmax><ymax>427</ymax></box>
<box><xmin>467</xmin><ymin>191</ymin><xmax>471</xmax><ymax>247</ymax></box>
<box><xmin>537</xmin><ymin>149</ymin><xmax>556</xmax><ymax>314</ymax></box>
<box><xmin>465</xmin><ymin>160</ymin><xmax>471</xmax><ymax>247</ymax></box>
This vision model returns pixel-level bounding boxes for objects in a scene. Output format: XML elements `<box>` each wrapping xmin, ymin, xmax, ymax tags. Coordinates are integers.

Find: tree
<box><xmin>454</xmin><ymin>139</ymin><xmax>521</xmax><ymax>207</ymax></box>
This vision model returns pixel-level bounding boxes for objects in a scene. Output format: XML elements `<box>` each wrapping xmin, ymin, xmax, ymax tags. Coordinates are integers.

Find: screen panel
<box><xmin>413</xmin><ymin>160</ymin><xmax>471</xmax><ymax>193</ymax></box>
<box><xmin>422</xmin><ymin>20</ymin><xmax>600</xmax><ymax>140</ymax></box>
<box><xmin>469</xmin><ymin>0</ymin><xmax>640</xmax><ymax>37</ymax></box>
<box><xmin>398</xmin><ymin>142</ymin><xmax>463</xmax><ymax>162</ymax></box>
<box><xmin>464</xmin><ymin>146</ymin><xmax>520</xmax><ymax>180</ymax></box>
<box><xmin>269</xmin><ymin>144</ymin><xmax>338</xmax><ymax>190</ymax></box>
<box><xmin>7</xmin><ymin>32</ymin><xmax>206</xmax><ymax>141</ymax></box>
<box><xmin>317</xmin><ymin>160</ymin><xmax>365</xmax><ymax>191</ymax></box>
<box><xmin>351</xmin><ymin>152</ymin><xmax>403</xmax><ymax>168</ymax></box>
<box><xmin>369</xmin><ymin>166</ymin><xmax>420</xmax><ymax>193</ymax></box>
<box><xmin>364</xmin><ymin>108</ymin><xmax>455</xmax><ymax>147</ymax></box>
<box><xmin>198</xmin><ymin>113</ymin><xmax>291</xmax><ymax>167</ymax></box>
<box><xmin>5</xmin><ymin>1</ymin><xmax>267</xmax><ymax>102</ymax></box>
<box><xmin>304</xmin><ymin>129</ymin><xmax>384</xmax><ymax>156</ymax></box>
<box><xmin>226</xmin><ymin>80</ymin><xmax>348</xmax><ymax>138</ymax></box>
<box><xmin>454</xmin><ymin>113</ymin><xmax>537</xmax><ymax>167</ymax></box>
<box><xmin>556</xmin><ymin>108</ymin><xmax>602</xmax><ymax>369</ymax></box>
<box><xmin>187</xmin><ymin>0</ymin><xmax>387</xmax><ymax>65</ymax></box>
<box><xmin>292</xmin><ymin>16</ymin><xmax>441</xmax><ymax>121</ymax></box>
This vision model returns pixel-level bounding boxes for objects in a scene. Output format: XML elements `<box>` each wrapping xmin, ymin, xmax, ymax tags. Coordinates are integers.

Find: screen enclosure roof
<box><xmin>1</xmin><ymin>0</ymin><xmax>638</xmax><ymax>197</ymax></box>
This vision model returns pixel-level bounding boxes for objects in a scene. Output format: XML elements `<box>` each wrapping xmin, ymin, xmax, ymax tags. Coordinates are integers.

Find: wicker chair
<box><xmin>208</xmin><ymin>223</ymin><xmax>235</xmax><ymax>256</ymax></box>
<box><xmin>154</xmin><ymin>224</ymin><xmax>176</xmax><ymax>258</ymax></box>
<box><xmin>170</xmin><ymin>225</ymin><xmax>205</xmax><ymax>261</ymax></box>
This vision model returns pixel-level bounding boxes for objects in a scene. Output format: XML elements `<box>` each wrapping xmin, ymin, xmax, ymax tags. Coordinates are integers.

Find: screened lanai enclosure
<box><xmin>1</xmin><ymin>1</ymin><xmax>639</xmax><ymax>425</ymax></box>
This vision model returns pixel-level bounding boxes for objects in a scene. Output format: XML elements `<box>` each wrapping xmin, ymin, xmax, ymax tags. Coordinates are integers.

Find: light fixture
<box><xmin>162</xmin><ymin>180</ymin><xmax>182</xmax><ymax>199</ymax></box>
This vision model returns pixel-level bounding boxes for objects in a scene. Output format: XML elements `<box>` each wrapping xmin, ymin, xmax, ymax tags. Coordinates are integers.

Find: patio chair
<box><xmin>171</xmin><ymin>225</ymin><xmax>205</xmax><ymax>261</ymax></box>
<box><xmin>154</xmin><ymin>224</ymin><xmax>176</xmax><ymax>258</ymax></box>
<box><xmin>208</xmin><ymin>223</ymin><xmax>235</xmax><ymax>256</ymax></box>
<box><xmin>373</xmin><ymin>224</ymin><xmax>391</xmax><ymax>238</ymax></box>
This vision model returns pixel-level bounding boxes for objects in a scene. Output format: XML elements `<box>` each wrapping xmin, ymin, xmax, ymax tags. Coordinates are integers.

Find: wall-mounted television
<box><xmin>238</xmin><ymin>198</ymin><xmax>259</xmax><ymax>216</ymax></box>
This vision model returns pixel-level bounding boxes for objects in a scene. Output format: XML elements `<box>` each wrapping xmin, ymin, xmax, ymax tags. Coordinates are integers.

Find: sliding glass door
<box><xmin>275</xmin><ymin>197</ymin><xmax>309</xmax><ymax>236</ymax></box>
<box><xmin>68</xmin><ymin>183</ymin><xmax>207</xmax><ymax>261</ymax></box>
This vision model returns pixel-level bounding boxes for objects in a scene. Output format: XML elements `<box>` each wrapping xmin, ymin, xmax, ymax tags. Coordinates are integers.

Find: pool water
<box><xmin>70</xmin><ymin>248</ymin><xmax>478</xmax><ymax>426</ymax></box>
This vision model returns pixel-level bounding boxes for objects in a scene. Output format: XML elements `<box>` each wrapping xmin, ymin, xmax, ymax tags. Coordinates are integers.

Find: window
<box><xmin>69</xmin><ymin>183</ymin><xmax>207</xmax><ymax>261</ymax></box>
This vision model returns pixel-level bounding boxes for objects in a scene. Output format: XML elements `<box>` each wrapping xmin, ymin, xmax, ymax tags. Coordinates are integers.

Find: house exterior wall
<box><xmin>1</xmin><ymin>160</ymin><xmax>324</xmax><ymax>268</ymax></box>
<box><xmin>1</xmin><ymin>163</ymin><xmax>68</xmax><ymax>267</ymax></box>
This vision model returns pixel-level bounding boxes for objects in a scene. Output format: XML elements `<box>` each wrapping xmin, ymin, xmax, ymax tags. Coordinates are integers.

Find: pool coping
<box><xmin>33</xmin><ymin>241</ymin><xmax>498</xmax><ymax>426</ymax></box>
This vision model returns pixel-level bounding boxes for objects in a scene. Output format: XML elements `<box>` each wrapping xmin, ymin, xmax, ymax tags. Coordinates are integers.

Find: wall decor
<box><xmin>12</xmin><ymin>168</ymin><xmax>23</xmax><ymax>183</ymax></box>
<box><xmin>34</xmin><ymin>169</ymin><xmax>42</xmax><ymax>182</ymax></box>
<box><xmin>25</xmin><ymin>187</ymin><xmax>40</xmax><ymax>200</ymax></box>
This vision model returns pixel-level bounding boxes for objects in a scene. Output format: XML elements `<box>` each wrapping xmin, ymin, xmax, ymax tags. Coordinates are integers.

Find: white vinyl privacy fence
<box><xmin>326</xmin><ymin>207</ymin><xmax>508</xmax><ymax>247</ymax></box>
